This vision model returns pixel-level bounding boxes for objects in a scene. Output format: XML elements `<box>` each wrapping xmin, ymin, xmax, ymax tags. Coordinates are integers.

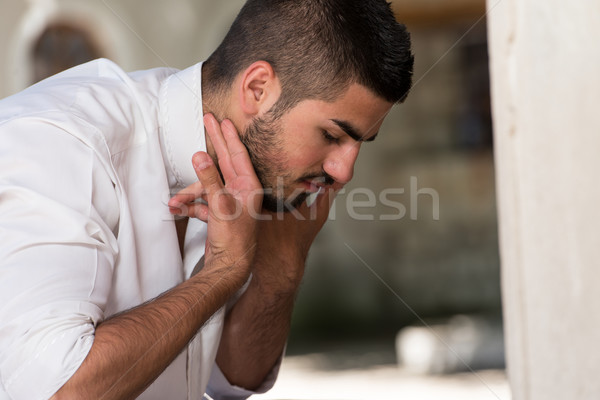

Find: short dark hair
<box><xmin>203</xmin><ymin>0</ymin><xmax>414</xmax><ymax>116</ymax></box>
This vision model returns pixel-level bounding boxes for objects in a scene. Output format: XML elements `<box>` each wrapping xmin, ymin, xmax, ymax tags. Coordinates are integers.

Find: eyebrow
<box><xmin>330</xmin><ymin>119</ymin><xmax>378</xmax><ymax>142</ymax></box>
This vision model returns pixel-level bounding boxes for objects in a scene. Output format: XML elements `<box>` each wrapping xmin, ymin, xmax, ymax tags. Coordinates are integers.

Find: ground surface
<box><xmin>250</xmin><ymin>352</ymin><xmax>510</xmax><ymax>400</ymax></box>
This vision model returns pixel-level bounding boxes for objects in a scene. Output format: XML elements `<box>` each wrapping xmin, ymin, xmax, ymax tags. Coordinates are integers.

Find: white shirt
<box><xmin>0</xmin><ymin>59</ymin><xmax>276</xmax><ymax>400</ymax></box>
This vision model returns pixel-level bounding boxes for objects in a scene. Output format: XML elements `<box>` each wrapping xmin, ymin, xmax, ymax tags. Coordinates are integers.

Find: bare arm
<box><xmin>171</xmin><ymin>115</ymin><xmax>338</xmax><ymax>391</ymax></box>
<box><xmin>215</xmin><ymin>189</ymin><xmax>337</xmax><ymax>390</ymax></box>
<box><xmin>51</xmin><ymin>262</ymin><xmax>248</xmax><ymax>400</ymax></box>
<box><xmin>215</xmin><ymin>259</ymin><xmax>300</xmax><ymax>391</ymax></box>
<box><xmin>52</xmin><ymin>116</ymin><xmax>263</xmax><ymax>399</ymax></box>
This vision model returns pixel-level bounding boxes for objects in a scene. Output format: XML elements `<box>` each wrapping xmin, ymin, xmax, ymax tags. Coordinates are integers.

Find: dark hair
<box><xmin>203</xmin><ymin>0</ymin><xmax>414</xmax><ymax>116</ymax></box>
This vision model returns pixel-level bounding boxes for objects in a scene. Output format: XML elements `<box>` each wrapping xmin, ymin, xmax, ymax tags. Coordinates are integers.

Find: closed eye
<box><xmin>322</xmin><ymin>130</ymin><xmax>340</xmax><ymax>144</ymax></box>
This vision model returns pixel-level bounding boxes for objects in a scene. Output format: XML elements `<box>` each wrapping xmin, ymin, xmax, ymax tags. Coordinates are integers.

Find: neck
<box><xmin>201</xmin><ymin>67</ymin><xmax>227</xmax><ymax>164</ymax></box>
<box><xmin>201</xmin><ymin>63</ymin><xmax>229</xmax><ymax>120</ymax></box>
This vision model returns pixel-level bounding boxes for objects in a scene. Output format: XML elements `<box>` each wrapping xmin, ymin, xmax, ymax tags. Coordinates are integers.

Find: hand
<box><xmin>252</xmin><ymin>185</ymin><xmax>340</xmax><ymax>291</ymax></box>
<box><xmin>168</xmin><ymin>114</ymin><xmax>263</xmax><ymax>280</ymax></box>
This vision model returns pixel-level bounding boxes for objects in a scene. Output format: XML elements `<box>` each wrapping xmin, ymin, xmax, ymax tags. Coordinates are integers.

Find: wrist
<box><xmin>194</xmin><ymin>254</ymin><xmax>253</xmax><ymax>294</ymax></box>
<box><xmin>250</xmin><ymin>258</ymin><xmax>305</xmax><ymax>296</ymax></box>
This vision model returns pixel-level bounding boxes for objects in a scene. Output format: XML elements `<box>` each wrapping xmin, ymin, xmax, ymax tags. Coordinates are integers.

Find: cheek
<box><xmin>280</xmin><ymin>123</ymin><xmax>327</xmax><ymax>170</ymax></box>
<box><xmin>284</xmin><ymin>148</ymin><xmax>326</xmax><ymax>172</ymax></box>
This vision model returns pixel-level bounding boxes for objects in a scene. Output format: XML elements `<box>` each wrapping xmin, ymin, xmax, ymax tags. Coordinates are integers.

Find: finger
<box><xmin>168</xmin><ymin>181</ymin><xmax>206</xmax><ymax>208</ymax></box>
<box><xmin>168</xmin><ymin>201</ymin><xmax>208</xmax><ymax>219</ymax></box>
<box><xmin>221</xmin><ymin>119</ymin><xmax>257</xmax><ymax>179</ymax></box>
<box><xmin>192</xmin><ymin>151</ymin><xmax>237</xmax><ymax>219</ymax></box>
<box><xmin>204</xmin><ymin>113</ymin><xmax>236</xmax><ymax>181</ymax></box>
<box><xmin>169</xmin><ymin>194</ymin><xmax>207</xmax><ymax>214</ymax></box>
<box><xmin>299</xmin><ymin>186</ymin><xmax>339</xmax><ymax>222</ymax></box>
<box><xmin>193</xmin><ymin>151</ymin><xmax>225</xmax><ymax>199</ymax></box>
<box><xmin>169</xmin><ymin>196</ymin><xmax>208</xmax><ymax>217</ymax></box>
<box><xmin>318</xmin><ymin>186</ymin><xmax>339</xmax><ymax>210</ymax></box>
<box><xmin>183</xmin><ymin>202</ymin><xmax>209</xmax><ymax>221</ymax></box>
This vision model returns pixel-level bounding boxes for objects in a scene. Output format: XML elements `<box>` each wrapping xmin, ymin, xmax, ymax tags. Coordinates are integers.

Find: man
<box><xmin>0</xmin><ymin>0</ymin><xmax>413</xmax><ymax>399</ymax></box>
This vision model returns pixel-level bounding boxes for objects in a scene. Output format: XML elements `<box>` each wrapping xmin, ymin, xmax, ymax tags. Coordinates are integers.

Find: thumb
<box><xmin>193</xmin><ymin>152</ymin><xmax>223</xmax><ymax>196</ymax></box>
<box><xmin>297</xmin><ymin>186</ymin><xmax>339</xmax><ymax>223</ymax></box>
<box><xmin>315</xmin><ymin>186</ymin><xmax>339</xmax><ymax>216</ymax></box>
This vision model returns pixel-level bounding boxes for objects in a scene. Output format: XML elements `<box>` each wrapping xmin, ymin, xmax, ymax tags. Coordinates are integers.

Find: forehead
<box><xmin>288</xmin><ymin>84</ymin><xmax>393</xmax><ymax>139</ymax></box>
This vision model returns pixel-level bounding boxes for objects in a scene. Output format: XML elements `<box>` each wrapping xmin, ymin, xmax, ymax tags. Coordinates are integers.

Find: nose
<box><xmin>323</xmin><ymin>144</ymin><xmax>360</xmax><ymax>185</ymax></box>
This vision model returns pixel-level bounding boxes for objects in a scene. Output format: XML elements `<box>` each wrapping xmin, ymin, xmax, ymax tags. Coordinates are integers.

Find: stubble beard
<box><xmin>239</xmin><ymin>114</ymin><xmax>310</xmax><ymax>213</ymax></box>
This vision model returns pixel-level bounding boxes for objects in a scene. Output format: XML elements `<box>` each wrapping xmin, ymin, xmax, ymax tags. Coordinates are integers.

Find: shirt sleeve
<box><xmin>205</xmin><ymin>355</ymin><xmax>283</xmax><ymax>400</ymax></box>
<box><xmin>0</xmin><ymin>118</ymin><xmax>119</xmax><ymax>400</ymax></box>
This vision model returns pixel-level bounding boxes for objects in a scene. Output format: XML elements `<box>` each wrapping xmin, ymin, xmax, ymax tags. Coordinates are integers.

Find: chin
<box><xmin>261</xmin><ymin>192</ymin><xmax>309</xmax><ymax>213</ymax></box>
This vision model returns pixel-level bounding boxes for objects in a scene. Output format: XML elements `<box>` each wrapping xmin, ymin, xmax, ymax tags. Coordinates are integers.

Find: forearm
<box><xmin>216</xmin><ymin>265</ymin><xmax>302</xmax><ymax>390</ymax></box>
<box><xmin>51</xmin><ymin>264</ymin><xmax>246</xmax><ymax>400</ymax></box>
<box><xmin>213</xmin><ymin>189</ymin><xmax>335</xmax><ymax>390</ymax></box>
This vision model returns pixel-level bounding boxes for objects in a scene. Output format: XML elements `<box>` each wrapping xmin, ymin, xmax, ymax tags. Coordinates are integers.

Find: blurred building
<box><xmin>0</xmin><ymin>0</ymin><xmax>500</xmax><ymax>359</ymax></box>
<box><xmin>293</xmin><ymin>0</ymin><xmax>501</xmax><ymax>353</ymax></box>
<box><xmin>0</xmin><ymin>0</ymin><xmax>246</xmax><ymax>96</ymax></box>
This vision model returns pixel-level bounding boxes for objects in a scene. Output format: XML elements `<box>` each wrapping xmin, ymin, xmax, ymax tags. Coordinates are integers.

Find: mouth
<box><xmin>299</xmin><ymin>173</ymin><xmax>335</xmax><ymax>194</ymax></box>
<box><xmin>302</xmin><ymin>180</ymin><xmax>322</xmax><ymax>193</ymax></box>
<box><xmin>301</xmin><ymin>179</ymin><xmax>330</xmax><ymax>193</ymax></box>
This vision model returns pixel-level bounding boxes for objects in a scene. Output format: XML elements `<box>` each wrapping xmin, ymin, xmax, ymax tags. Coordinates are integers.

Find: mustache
<box><xmin>297</xmin><ymin>171</ymin><xmax>335</xmax><ymax>186</ymax></box>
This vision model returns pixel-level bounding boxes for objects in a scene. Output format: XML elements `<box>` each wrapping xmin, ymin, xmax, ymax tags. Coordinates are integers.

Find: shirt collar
<box><xmin>159</xmin><ymin>62</ymin><xmax>206</xmax><ymax>190</ymax></box>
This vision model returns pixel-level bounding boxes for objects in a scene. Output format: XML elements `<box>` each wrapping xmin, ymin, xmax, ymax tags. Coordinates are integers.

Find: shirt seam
<box><xmin>160</xmin><ymin>74</ymin><xmax>185</xmax><ymax>188</ymax></box>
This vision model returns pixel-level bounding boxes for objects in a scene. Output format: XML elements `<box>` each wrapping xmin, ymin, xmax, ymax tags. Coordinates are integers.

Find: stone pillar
<box><xmin>487</xmin><ymin>0</ymin><xmax>600</xmax><ymax>399</ymax></box>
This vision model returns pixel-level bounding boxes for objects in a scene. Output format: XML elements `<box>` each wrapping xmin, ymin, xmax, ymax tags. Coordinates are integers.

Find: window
<box><xmin>32</xmin><ymin>23</ymin><xmax>102</xmax><ymax>83</ymax></box>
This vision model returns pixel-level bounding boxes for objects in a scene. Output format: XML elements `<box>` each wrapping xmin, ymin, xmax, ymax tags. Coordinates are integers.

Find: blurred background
<box><xmin>0</xmin><ymin>0</ymin><xmax>508</xmax><ymax>398</ymax></box>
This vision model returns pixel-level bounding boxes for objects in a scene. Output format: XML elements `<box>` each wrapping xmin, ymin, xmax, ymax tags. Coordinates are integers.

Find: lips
<box><xmin>302</xmin><ymin>180</ymin><xmax>327</xmax><ymax>193</ymax></box>
<box><xmin>299</xmin><ymin>173</ymin><xmax>335</xmax><ymax>193</ymax></box>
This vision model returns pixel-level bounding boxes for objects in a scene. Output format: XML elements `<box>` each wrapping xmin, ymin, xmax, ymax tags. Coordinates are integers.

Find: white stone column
<box><xmin>488</xmin><ymin>0</ymin><xmax>600</xmax><ymax>399</ymax></box>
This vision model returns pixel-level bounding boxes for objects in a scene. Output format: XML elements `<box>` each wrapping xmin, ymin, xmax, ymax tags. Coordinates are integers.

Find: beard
<box><xmin>238</xmin><ymin>113</ymin><xmax>331</xmax><ymax>213</ymax></box>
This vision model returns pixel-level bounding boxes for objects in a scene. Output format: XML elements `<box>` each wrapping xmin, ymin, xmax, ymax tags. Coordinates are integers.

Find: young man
<box><xmin>0</xmin><ymin>0</ymin><xmax>413</xmax><ymax>399</ymax></box>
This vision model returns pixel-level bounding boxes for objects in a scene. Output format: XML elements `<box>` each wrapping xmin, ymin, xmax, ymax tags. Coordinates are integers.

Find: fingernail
<box><xmin>306</xmin><ymin>192</ymin><xmax>318</xmax><ymax>207</ymax></box>
<box><xmin>192</xmin><ymin>152</ymin><xmax>212</xmax><ymax>170</ymax></box>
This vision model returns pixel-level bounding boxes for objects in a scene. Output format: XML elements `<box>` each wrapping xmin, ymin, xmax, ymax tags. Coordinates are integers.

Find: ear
<box><xmin>238</xmin><ymin>61</ymin><xmax>281</xmax><ymax>117</ymax></box>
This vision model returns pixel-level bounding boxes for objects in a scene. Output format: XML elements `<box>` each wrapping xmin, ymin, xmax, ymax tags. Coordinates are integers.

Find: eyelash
<box><xmin>322</xmin><ymin>130</ymin><xmax>340</xmax><ymax>144</ymax></box>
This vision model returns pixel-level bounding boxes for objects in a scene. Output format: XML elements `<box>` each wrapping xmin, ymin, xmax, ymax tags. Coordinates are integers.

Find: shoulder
<box><xmin>0</xmin><ymin>59</ymin><xmax>179</xmax><ymax>125</ymax></box>
<box><xmin>0</xmin><ymin>59</ymin><xmax>181</xmax><ymax>153</ymax></box>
